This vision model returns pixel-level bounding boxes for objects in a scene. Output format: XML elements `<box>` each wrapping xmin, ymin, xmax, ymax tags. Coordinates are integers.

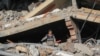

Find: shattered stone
<box><xmin>52</xmin><ymin>51</ymin><xmax>74</xmax><ymax>56</ymax></box>
<box><xmin>74</xmin><ymin>53</ymin><xmax>83</xmax><ymax>56</ymax></box>
<box><xmin>74</xmin><ymin>43</ymin><xmax>94</xmax><ymax>56</ymax></box>
<box><xmin>28</xmin><ymin>45</ymin><xmax>39</xmax><ymax>56</ymax></box>
<box><xmin>15</xmin><ymin>45</ymin><xmax>28</xmax><ymax>53</ymax></box>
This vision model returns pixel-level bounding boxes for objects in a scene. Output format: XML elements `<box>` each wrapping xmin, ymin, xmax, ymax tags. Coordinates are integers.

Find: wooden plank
<box><xmin>72</xmin><ymin>8</ymin><xmax>100</xmax><ymax>23</ymax></box>
<box><xmin>24</xmin><ymin>0</ymin><xmax>54</xmax><ymax>19</ymax></box>
<box><xmin>81</xmin><ymin>7</ymin><xmax>100</xmax><ymax>15</ymax></box>
<box><xmin>23</xmin><ymin>0</ymin><xmax>68</xmax><ymax>19</ymax></box>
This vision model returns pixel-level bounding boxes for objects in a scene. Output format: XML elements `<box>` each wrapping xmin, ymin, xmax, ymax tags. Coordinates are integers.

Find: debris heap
<box><xmin>0</xmin><ymin>38</ymin><xmax>99</xmax><ymax>56</ymax></box>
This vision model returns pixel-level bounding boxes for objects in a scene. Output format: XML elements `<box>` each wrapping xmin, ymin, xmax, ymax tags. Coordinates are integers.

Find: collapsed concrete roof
<box><xmin>0</xmin><ymin>0</ymin><xmax>99</xmax><ymax>38</ymax></box>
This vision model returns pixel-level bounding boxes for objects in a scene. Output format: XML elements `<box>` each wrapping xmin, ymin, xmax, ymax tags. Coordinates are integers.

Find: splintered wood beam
<box><xmin>24</xmin><ymin>0</ymin><xmax>55</xmax><ymax>19</ymax></box>
<box><xmin>72</xmin><ymin>0</ymin><xmax>78</xmax><ymax>9</ymax></box>
<box><xmin>24</xmin><ymin>0</ymin><xmax>68</xmax><ymax>19</ymax></box>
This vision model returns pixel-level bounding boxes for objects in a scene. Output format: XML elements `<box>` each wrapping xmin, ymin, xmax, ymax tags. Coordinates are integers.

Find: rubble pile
<box><xmin>0</xmin><ymin>10</ymin><xmax>28</xmax><ymax>22</ymax></box>
<box><xmin>0</xmin><ymin>43</ymin><xmax>60</xmax><ymax>56</ymax></box>
<box><xmin>0</xmin><ymin>10</ymin><xmax>28</xmax><ymax>31</ymax></box>
<box><xmin>0</xmin><ymin>43</ymin><xmax>74</xmax><ymax>56</ymax></box>
<box><xmin>0</xmin><ymin>0</ymin><xmax>99</xmax><ymax>56</ymax></box>
<box><xmin>0</xmin><ymin>8</ymin><xmax>62</xmax><ymax>31</ymax></box>
<box><xmin>0</xmin><ymin>38</ymin><xmax>99</xmax><ymax>56</ymax></box>
<box><xmin>0</xmin><ymin>1</ymin><xmax>43</xmax><ymax>30</ymax></box>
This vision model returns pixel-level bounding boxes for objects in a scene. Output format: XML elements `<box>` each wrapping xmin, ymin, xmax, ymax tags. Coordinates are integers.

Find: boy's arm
<box><xmin>53</xmin><ymin>35</ymin><xmax>56</xmax><ymax>43</ymax></box>
<box><xmin>41</xmin><ymin>35</ymin><xmax>47</xmax><ymax>41</ymax></box>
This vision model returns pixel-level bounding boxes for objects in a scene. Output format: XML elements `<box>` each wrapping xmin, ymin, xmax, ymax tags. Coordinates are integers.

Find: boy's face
<box><xmin>48</xmin><ymin>30</ymin><xmax>52</xmax><ymax>34</ymax></box>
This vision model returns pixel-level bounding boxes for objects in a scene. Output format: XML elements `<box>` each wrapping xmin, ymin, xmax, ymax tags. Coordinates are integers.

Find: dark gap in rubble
<box><xmin>76</xmin><ymin>0</ymin><xmax>100</xmax><ymax>10</ymax></box>
<box><xmin>0</xmin><ymin>20</ymin><xmax>70</xmax><ymax>43</ymax></box>
<box><xmin>72</xmin><ymin>18</ymin><xmax>100</xmax><ymax>42</ymax></box>
<box><xmin>0</xmin><ymin>0</ymin><xmax>44</xmax><ymax>11</ymax></box>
